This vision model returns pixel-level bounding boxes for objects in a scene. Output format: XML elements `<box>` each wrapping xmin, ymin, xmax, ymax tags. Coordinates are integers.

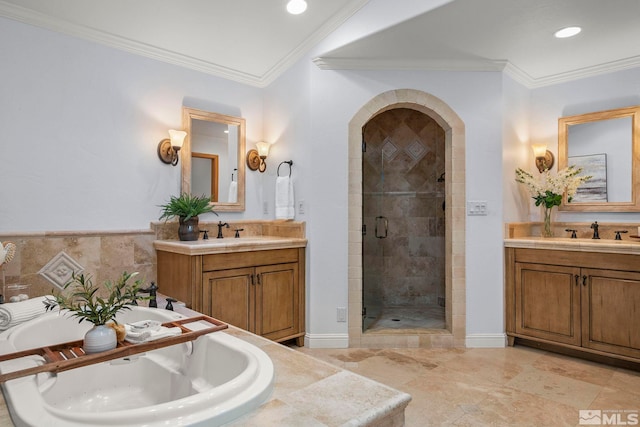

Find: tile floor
<box><xmin>294</xmin><ymin>344</ymin><xmax>640</xmax><ymax>426</ymax></box>
<box><xmin>365</xmin><ymin>305</ymin><xmax>446</xmax><ymax>331</ymax></box>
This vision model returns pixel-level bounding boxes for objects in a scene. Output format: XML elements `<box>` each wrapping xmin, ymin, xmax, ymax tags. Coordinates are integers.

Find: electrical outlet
<box><xmin>263</xmin><ymin>201</ymin><xmax>269</xmax><ymax>215</ymax></box>
<box><xmin>298</xmin><ymin>200</ymin><xmax>305</xmax><ymax>215</ymax></box>
<box><xmin>467</xmin><ymin>200</ymin><xmax>488</xmax><ymax>216</ymax></box>
<box><xmin>337</xmin><ymin>307</ymin><xmax>347</xmax><ymax>322</ymax></box>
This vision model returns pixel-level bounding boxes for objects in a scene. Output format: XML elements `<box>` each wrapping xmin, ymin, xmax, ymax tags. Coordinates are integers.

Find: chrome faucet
<box><xmin>591</xmin><ymin>221</ymin><xmax>600</xmax><ymax>239</ymax></box>
<box><xmin>217</xmin><ymin>221</ymin><xmax>229</xmax><ymax>238</ymax></box>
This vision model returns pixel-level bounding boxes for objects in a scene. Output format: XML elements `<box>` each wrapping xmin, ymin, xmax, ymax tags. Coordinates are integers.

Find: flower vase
<box><xmin>83</xmin><ymin>324</ymin><xmax>117</xmax><ymax>354</ymax></box>
<box><xmin>542</xmin><ymin>207</ymin><xmax>554</xmax><ymax>237</ymax></box>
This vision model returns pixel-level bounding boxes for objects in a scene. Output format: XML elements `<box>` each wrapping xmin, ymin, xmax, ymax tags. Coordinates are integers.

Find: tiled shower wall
<box><xmin>363</xmin><ymin>108</ymin><xmax>445</xmax><ymax>308</ymax></box>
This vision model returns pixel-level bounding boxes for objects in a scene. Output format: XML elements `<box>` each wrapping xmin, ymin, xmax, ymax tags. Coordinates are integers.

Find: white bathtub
<box><xmin>0</xmin><ymin>306</ymin><xmax>274</xmax><ymax>426</ymax></box>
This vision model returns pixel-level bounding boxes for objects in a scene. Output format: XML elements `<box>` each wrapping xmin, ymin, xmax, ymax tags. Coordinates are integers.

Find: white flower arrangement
<box><xmin>0</xmin><ymin>242</ymin><xmax>16</xmax><ymax>266</ymax></box>
<box><xmin>515</xmin><ymin>166</ymin><xmax>592</xmax><ymax>209</ymax></box>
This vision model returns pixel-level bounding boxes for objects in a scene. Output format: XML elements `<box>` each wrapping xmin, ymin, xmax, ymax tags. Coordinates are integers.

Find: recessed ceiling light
<box><xmin>554</xmin><ymin>26</ymin><xmax>582</xmax><ymax>38</ymax></box>
<box><xmin>286</xmin><ymin>0</ymin><xmax>307</xmax><ymax>15</ymax></box>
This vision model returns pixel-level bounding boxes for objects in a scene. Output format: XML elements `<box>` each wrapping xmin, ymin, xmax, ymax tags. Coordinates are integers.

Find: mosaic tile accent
<box><xmin>38</xmin><ymin>251</ymin><xmax>84</xmax><ymax>289</ymax></box>
<box><xmin>381</xmin><ymin>137</ymin><xmax>399</xmax><ymax>160</ymax></box>
<box><xmin>406</xmin><ymin>139</ymin><xmax>428</xmax><ymax>162</ymax></box>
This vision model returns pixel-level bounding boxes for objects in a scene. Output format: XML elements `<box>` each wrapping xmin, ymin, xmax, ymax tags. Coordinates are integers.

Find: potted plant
<box><xmin>45</xmin><ymin>271</ymin><xmax>145</xmax><ymax>354</ymax></box>
<box><xmin>159</xmin><ymin>193</ymin><xmax>217</xmax><ymax>241</ymax></box>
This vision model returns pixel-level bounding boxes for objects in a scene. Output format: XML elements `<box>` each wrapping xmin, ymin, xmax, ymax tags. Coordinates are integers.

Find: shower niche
<box><xmin>362</xmin><ymin>108</ymin><xmax>446</xmax><ymax>332</ymax></box>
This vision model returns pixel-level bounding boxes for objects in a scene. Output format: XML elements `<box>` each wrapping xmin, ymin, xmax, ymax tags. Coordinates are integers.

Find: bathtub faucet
<box><xmin>139</xmin><ymin>282</ymin><xmax>158</xmax><ymax>308</ymax></box>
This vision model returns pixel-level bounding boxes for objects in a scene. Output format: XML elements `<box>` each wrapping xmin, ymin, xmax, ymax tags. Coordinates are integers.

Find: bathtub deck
<box><xmin>0</xmin><ymin>298</ymin><xmax>411</xmax><ymax>426</ymax></box>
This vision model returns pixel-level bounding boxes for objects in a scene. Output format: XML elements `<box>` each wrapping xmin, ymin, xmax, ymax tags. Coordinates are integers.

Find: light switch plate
<box><xmin>467</xmin><ymin>200</ymin><xmax>488</xmax><ymax>216</ymax></box>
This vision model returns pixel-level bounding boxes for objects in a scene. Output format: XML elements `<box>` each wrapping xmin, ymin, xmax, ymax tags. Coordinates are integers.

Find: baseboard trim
<box><xmin>465</xmin><ymin>333</ymin><xmax>507</xmax><ymax>348</ymax></box>
<box><xmin>304</xmin><ymin>333</ymin><xmax>349</xmax><ymax>349</ymax></box>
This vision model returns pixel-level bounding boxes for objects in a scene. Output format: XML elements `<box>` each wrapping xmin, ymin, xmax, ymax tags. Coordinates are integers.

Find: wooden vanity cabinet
<box><xmin>156</xmin><ymin>247</ymin><xmax>305</xmax><ymax>345</ymax></box>
<box><xmin>506</xmin><ymin>248</ymin><xmax>640</xmax><ymax>364</ymax></box>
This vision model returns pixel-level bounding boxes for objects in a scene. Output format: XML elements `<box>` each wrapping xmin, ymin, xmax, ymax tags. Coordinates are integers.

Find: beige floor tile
<box><xmin>532</xmin><ymin>351</ymin><xmax>617</xmax><ymax>386</ymax></box>
<box><xmin>451</xmin><ymin>386</ymin><xmax>580</xmax><ymax>427</ymax></box>
<box><xmin>589</xmin><ymin>386</ymin><xmax>640</xmax><ymax>410</ymax></box>
<box><xmin>505</xmin><ymin>365</ymin><xmax>602</xmax><ymax>409</ymax></box>
<box><xmin>607</xmin><ymin>368</ymin><xmax>640</xmax><ymax>392</ymax></box>
<box><xmin>295</xmin><ymin>345</ymin><xmax>639</xmax><ymax>427</ymax></box>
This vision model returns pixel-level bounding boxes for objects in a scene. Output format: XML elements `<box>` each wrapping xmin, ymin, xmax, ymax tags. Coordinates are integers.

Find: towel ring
<box><xmin>277</xmin><ymin>160</ymin><xmax>293</xmax><ymax>177</ymax></box>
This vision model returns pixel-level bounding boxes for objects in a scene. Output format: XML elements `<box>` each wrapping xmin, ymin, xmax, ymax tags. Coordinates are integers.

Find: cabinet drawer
<box><xmin>202</xmin><ymin>248</ymin><xmax>299</xmax><ymax>271</ymax></box>
<box><xmin>514</xmin><ymin>248</ymin><xmax>640</xmax><ymax>271</ymax></box>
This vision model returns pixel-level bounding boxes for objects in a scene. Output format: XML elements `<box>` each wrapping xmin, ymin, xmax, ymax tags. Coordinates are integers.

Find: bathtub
<box><xmin>0</xmin><ymin>306</ymin><xmax>274</xmax><ymax>426</ymax></box>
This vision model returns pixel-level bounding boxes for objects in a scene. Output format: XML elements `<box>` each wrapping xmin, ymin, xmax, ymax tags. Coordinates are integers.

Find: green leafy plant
<box><xmin>44</xmin><ymin>271</ymin><xmax>146</xmax><ymax>325</ymax></box>
<box><xmin>158</xmin><ymin>193</ymin><xmax>217</xmax><ymax>221</ymax></box>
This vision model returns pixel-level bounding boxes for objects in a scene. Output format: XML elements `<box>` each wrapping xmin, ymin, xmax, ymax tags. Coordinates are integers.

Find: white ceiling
<box><xmin>2</xmin><ymin>0</ymin><xmax>640</xmax><ymax>88</ymax></box>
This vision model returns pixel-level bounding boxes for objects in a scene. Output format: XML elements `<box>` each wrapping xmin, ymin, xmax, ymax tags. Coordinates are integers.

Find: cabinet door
<box><xmin>582</xmin><ymin>268</ymin><xmax>640</xmax><ymax>359</ymax></box>
<box><xmin>255</xmin><ymin>263</ymin><xmax>298</xmax><ymax>341</ymax></box>
<box><xmin>203</xmin><ymin>267</ymin><xmax>254</xmax><ymax>331</ymax></box>
<box><xmin>515</xmin><ymin>262</ymin><xmax>581</xmax><ymax>345</ymax></box>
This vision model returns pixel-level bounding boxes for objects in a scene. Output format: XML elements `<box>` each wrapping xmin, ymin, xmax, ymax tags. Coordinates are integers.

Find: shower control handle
<box><xmin>375</xmin><ymin>216</ymin><xmax>388</xmax><ymax>239</ymax></box>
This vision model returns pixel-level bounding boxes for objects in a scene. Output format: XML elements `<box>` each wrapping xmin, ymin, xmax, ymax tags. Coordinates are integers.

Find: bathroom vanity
<box><xmin>505</xmin><ymin>236</ymin><xmax>640</xmax><ymax>367</ymax></box>
<box><xmin>154</xmin><ymin>236</ymin><xmax>306</xmax><ymax>345</ymax></box>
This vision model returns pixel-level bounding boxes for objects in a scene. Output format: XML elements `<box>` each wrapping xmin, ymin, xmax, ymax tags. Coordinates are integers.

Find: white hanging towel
<box><xmin>227</xmin><ymin>181</ymin><xmax>237</xmax><ymax>203</ymax></box>
<box><xmin>275</xmin><ymin>176</ymin><xmax>295</xmax><ymax>219</ymax></box>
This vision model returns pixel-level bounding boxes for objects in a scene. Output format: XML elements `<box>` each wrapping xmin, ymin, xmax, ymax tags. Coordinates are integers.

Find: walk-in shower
<box><xmin>362</xmin><ymin>108</ymin><xmax>446</xmax><ymax>332</ymax></box>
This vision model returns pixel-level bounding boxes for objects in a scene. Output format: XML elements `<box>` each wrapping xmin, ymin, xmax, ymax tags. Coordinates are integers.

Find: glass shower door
<box><xmin>362</xmin><ymin>147</ymin><xmax>387</xmax><ymax>332</ymax></box>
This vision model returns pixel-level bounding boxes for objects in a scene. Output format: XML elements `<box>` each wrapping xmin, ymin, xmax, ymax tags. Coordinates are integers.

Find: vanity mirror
<box><xmin>181</xmin><ymin>107</ymin><xmax>246</xmax><ymax>212</ymax></box>
<box><xmin>558</xmin><ymin>105</ymin><xmax>640</xmax><ymax>212</ymax></box>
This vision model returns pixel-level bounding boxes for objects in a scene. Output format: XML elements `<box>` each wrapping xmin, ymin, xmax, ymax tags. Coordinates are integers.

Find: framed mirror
<box><xmin>558</xmin><ymin>105</ymin><xmax>640</xmax><ymax>212</ymax></box>
<box><xmin>181</xmin><ymin>107</ymin><xmax>246</xmax><ymax>212</ymax></box>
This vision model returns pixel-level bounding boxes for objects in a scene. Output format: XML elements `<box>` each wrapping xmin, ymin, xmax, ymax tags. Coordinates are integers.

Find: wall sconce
<box><xmin>532</xmin><ymin>144</ymin><xmax>554</xmax><ymax>173</ymax></box>
<box><xmin>247</xmin><ymin>142</ymin><xmax>271</xmax><ymax>173</ymax></box>
<box><xmin>157</xmin><ymin>130</ymin><xmax>187</xmax><ymax>166</ymax></box>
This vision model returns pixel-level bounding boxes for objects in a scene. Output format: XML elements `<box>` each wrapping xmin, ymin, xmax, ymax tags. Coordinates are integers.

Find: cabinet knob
<box><xmin>574</xmin><ymin>274</ymin><xmax>580</xmax><ymax>286</ymax></box>
<box><xmin>582</xmin><ymin>275</ymin><xmax>588</xmax><ymax>286</ymax></box>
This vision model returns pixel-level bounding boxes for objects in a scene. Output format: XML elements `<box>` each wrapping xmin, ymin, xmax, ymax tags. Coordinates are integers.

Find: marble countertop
<box><xmin>154</xmin><ymin>236</ymin><xmax>307</xmax><ymax>255</ymax></box>
<box><xmin>170</xmin><ymin>299</ymin><xmax>411</xmax><ymax>426</ymax></box>
<box><xmin>504</xmin><ymin>236</ymin><xmax>640</xmax><ymax>254</ymax></box>
<box><xmin>0</xmin><ymin>297</ymin><xmax>411</xmax><ymax>426</ymax></box>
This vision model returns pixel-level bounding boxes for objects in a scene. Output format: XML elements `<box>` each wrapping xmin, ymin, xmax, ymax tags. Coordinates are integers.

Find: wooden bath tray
<box><xmin>0</xmin><ymin>315</ymin><xmax>227</xmax><ymax>383</ymax></box>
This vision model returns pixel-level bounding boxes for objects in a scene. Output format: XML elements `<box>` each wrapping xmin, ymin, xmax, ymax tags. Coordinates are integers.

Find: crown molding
<box><xmin>0</xmin><ymin>1</ymin><xmax>265</xmax><ymax>86</ymax></box>
<box><xmin>314</xmin><ymin>54</ymin><xmax>640</xmax><ymax>89</ymax></box>
<box><xmin>260</xmin><ymin>0</ymin><xmax>370</xmax><ymax>86</ymax></box>
<box><xmin>4</xmin><ymin>0</ymin><xmax>639</xmax><ymax>90</ymax></box>
<box><xmin>523</xmin><ymin>56</ymin><xmax>640</xmax><ymax>89</ymax></box>
<box><xmin>281</xmin><ymin>54</ymin><xmax>637</xmax><ymax>90</ymax></box>
<box><xmin>312</xmin><ymin>56</ymin><xmax>509</xmax><ymax>72</ymax></box>
<box><xmin>0</xmin><ymin>0</ymin><xmax>370</xmax><ymax>88</ymax></box>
